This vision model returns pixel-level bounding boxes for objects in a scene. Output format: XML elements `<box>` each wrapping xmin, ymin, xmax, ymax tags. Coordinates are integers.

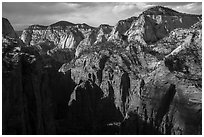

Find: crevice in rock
<box><xmin>120</xmin><ymin>71</ymin><xmax>131</xmax><ymax>116</ymax></box>
<box><xmin>155</xmin><ymin>84</ymin><xmax>177</xmax><ymax>127</ymax></box>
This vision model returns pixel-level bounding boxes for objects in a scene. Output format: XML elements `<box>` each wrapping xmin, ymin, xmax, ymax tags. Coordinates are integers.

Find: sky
<box><xmin>2</xmin><ymin>2</ymin><xmax>202</xmax><ymax>31</ymax></box>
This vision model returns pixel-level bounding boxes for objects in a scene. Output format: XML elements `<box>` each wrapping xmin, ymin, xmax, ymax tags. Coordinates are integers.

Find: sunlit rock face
<box><xmin>61</xmin><ymin>19</ymin><xmax>202</xmax><ymax>135</ymax></box>
<box><xmin>126</xmin><ymin>6</ymin><xmax>201</xmax><ymax>45</ymax></box>
<box><xmin>108</xmin><ymin>17</ymin><xmax>138</xmax><ymax>41</ymax></box>
<box><xmin>2</xmin><ymin>5</ymin><xmax>202</xmax><ymax>135</ymax></box>
<box><xmin>20</xmin><ymin>6</ymin><xmax>201</xmax><ymax>55</ymax></box>
<box><xmin>21</xmin><ymin>21</ymin><xmax>114</xmax><ymax>59</ymax></box>
<box><xmin>20</xmin><ymin>23</ymin><xmax>84</xmax><ymax>50</ymax></box>
<box><xmin>95</xmin><ymin>24</ymin><xmax>113</xmax><ymax>44</ymax></box>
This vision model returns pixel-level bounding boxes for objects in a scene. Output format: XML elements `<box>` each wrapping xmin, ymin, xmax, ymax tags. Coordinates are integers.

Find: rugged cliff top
<box><xmin>142</xmin><ymin>5</ymin><xmax>201</xmax><ymax>16</ymax></box>
<box><xmin>50</xmin><ymin>21</ymin><xmax>75</xmax><ymax>27</ymax></box>
<box><xmin>142</xmin><ymin>6</ymin><xmax>180</xmax><ymax>16</ymax></box>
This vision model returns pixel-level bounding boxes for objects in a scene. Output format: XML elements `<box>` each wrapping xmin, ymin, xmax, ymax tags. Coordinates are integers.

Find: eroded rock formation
<box><xmin>2</xmin><ymin>5</ymin><xmax>202</xmax><ymax>135</ymax></box>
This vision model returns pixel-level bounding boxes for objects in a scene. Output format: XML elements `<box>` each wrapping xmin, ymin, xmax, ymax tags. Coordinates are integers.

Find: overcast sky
<box><xmin>2</xmin><ymin>2</ymin><xmax>202</xmax><ymax>31</ymax></box>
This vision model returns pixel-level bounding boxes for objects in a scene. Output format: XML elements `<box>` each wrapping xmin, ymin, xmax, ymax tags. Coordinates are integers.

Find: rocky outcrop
<box><xmin>64</xmin><ymin>19</ymin><xmax>202</xmax><ymax>135</ymax></box>
<box><xmin>2</xmin><ymin>18</ymin><xmax>18</xmax><ymax>38</ymax></box>
<box><xmin>21</xmin><ymin>21</ymin><xmax>113</xmax><ymax>59</ymax></box>
<box><xmin>108</xmin><ymin>16</ymin><xmax>137</xmax><ymax>42</ymax></box>
<box><xmin>74</xmin><ymin>24</ymin><xmax>113</xmax><ymax>57</ymax></box>
<box><xmin>21</xmin><ymin>24</ymin><xmax>84</xmax><ymax>49</ymax></box>
<box><xmin>122</xmin><ymin>21</ymin><xmax>202</xmax><ymax>135</ymax></box>
<box><xmin>126</xmin><ymin>6</ymin><xmax>201</xmax><ymax>44</ymax></box>
<box><xmin>95</xmin><ymin>24</ymin><xmax>113</xmax><ymax>44</ymax></box>
<box><xmin>50</xmin><ymin>21</ymin><xmax>75</xmax><ymax>29</ymax></box>
<box><xmin>3</xmin><ymin>5</ymin><xmax>202</xmax><ymax>135</ymax></box>
<box><xmin>20</xmin><ymin>6</ymin><xmax>201</xmax><ymax>58</ymax></box>
<box><xmin>75</xmin><ymin>30</ymin><xmax>97</xmax><ymax>57</ymax></box>
<box><xmin>68</xmin><ymin>80</ymin><xmax>103</xmax><ymax>134</ymax></box>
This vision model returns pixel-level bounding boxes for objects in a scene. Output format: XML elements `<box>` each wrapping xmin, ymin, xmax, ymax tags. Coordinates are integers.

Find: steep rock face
<box><xmin>21</xmin><ymin>24</ymin><xmax>84</xmax><ymax>50</ymax></box>
<box><xmin>57</xmin><ymin>29</ymin><xmax>82</xmax><ymax>49</ymax></box>
<box><xmin>21</xmin><ymin>21</ymin><xmax>113</xmax><ymax>59</ymax></box>
<box><xmin>2</xmin><ymin>18</ymin><xmax>76</xmax><ymax>135</ymax></box>
<box><xmin>21</xmin><ymin>25</ymin><xmax>47</xmax><ymax>45</ymax></box>
<box><xmin>67</xmin><ymin>79</ymin><xmax>124</xmax><ymax>134</ymax></box>
<box><xmin>2</xmin><ymin>18</ymin><xmax>18</xmax><ymax>38</ymax></box>
<box><xmin>68</xmin><ymin>80</ymin><xmax>103</xmax><ymax>134</ymax></box>
<box><xmin>75</xmin><ymin>24</ymin><xmax>113</xmax><ymax>57</ymax></box>
<box><xmin>126</xmin><ymin>6</ymin><xmax>201</xmax><ymax>44</ymax></box>
<box><xmin>122</xmin><ymin>22</ymin><xmax>202</xmax><ymax>135</ymax></box>
<box><xmin>61</xmin><ymin>40</ymin><xmax>158</xmax><ymax>117</ymax></box>
<box><xmin>20</xmin><ymin>6</ymin><xmax>201</xmax><ymax>57</ymax></box>
<box><xmin>108</xmin><ymin>16</ymin><xmax>137</xmax><ymax>42</ymax></box>
<box><xmin>149</xmin><ymin>20</ymin><xmax>202</xmax><ymax>60</ymax></box>
<box><xmin>75</xmin><ymin>30</ymin><xmax>97</xmax><ymax>57</ymax></box>
<box><xmin>21</xmin><ymin>29</ymin><xmax>32</xmax><ymax>45</ymax></box>
<box><xmin>61</xmin><ymin>19</ymin><xmax>202</xmax><ymax>134</ymax></box>
<box><xmin>95</xmin><ymin>24</ymin><xmax>113</xmax><ymax>44</ymax></box>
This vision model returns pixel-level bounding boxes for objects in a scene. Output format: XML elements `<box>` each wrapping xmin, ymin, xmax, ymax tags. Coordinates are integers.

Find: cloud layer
<box><xmin>2</xmin><ymin>2</ymin><xmax>202</xmax><ymax>31</ymax></box>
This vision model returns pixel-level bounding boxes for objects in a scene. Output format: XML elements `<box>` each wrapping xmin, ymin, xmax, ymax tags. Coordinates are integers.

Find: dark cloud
<box><xmin>145</xmin><ymin>2</ymin><xmax>202</xmax><ymax>14</ymax></box>
<box><xmin>3</xmin><ymin>2</ymin><xmax>77</xmax><ymax>15</ymax></box>
<box><xmin>146</xmin><ymin>2</ymin><xmax>194</xmax><ymax>7</ymax></box>
<box><xmin>69</xmin><ymin>2</ymin><xmax>116</xmax><ymax>7</ymax></box>
<box><xmin>2</xmin><ymin>2</ymin><xmax>202</xmax><ymax>31</ymax></box>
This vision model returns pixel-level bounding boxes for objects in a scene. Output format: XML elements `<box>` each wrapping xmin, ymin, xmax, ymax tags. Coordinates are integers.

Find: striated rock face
<box><xmin>20</xmin><ymin>6</ymin><xmax>201</xmax><ymax>58</ymax></box>
<box><xmin>75</xmin><ymin>30</ymin><xmax>97</xmax><ymax>57</ymax></box>
<box><xmin>74</xmin><ymin>24</ymin><xmax>113</xmax><ymax>57</ymax></box>
<box><xmin>60</xmin><ymin>18</ymin><xmax>202</xmax><ymax>134</ymax></box>
<box><xmin>21</xmin><ymin>21</ymin><xmax>113</xmax><ymax>59</ymax></box>
<box><xmin>95</xmin><ymin>24</ymin><xmax>113</xmax><ymax>44</ymax></box>
<box><xmin>120</xmin><ymin>21</ymin><xmax>202</xmax><ymax>135</ymax></box>
<box><xmin>3</xmin><ymin>5</ymin><xmax>202</xmax><ymax>135</ymax></box>
<box><xmin>21</xmin><ymin>24</ymin><xmax>84</xmax><ymax>50</ymax></box>
<box><xmin>126</xmin><ymin>6</ymin><xmax>201</xmax><ymax>44</ymax></box>
<box><xmin>108</xmin><ymin>16</ymin><xmax>138</xmax><ymax>43</ymax></box>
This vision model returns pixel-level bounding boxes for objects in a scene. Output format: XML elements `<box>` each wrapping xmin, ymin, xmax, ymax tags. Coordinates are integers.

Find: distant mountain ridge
<box><xmin>19</xmin><ymin>6</ymin><xmax>201</xmax><ymax>58</ymax></box>
<box><xmin>21</xmin><ymin>6</ymin><xmax>201</xmax><ymax>30</ymax></box>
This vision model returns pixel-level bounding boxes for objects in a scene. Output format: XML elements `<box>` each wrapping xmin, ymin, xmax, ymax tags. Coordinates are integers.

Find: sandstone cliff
<box><xmin>2</xmin><ymin>5</ymin><xmax>202</xmax><ymax>135</ymax></box>
<box><xmin>126</xmin><ymin>6</ymin><xmax>201</xmax><ymax>44</ymax></box>
<box><xmin>60</xmin><ymin>19</ymin><xmax>202</xmax><ymax>135</ymax></box>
